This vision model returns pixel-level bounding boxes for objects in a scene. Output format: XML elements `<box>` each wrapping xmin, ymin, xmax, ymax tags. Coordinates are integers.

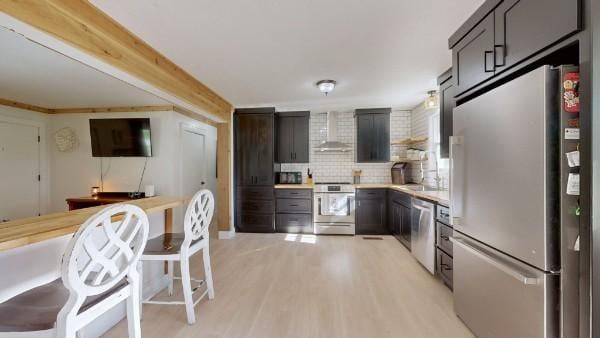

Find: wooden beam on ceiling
<box><xmin>49</xmin><ymin>105</ymin><xmax>175</xmax><ymax>114</ymax></box>
<box><xmin>0</xmin><ymin>99</ymin><xmax>216</xmax><ymax>127</ymax></box>
<box><xmin>0</xmin><ymin>0</ymin><xmax>233</xmax><ymax>121</ymax></box>
<box><xmin>0</xmin><ymin>97</ymin><xmax>52</xmax><ymax>114</ymax></box>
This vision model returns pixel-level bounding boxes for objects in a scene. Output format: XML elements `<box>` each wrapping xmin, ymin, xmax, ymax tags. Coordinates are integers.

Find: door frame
<box><xmin>178</xmin><ymin>122</ymin><xmax>209</xmax><ymax>198</ymax></box>
<box><xmin>0</xmin><ymin>113</ymin><xmax>48</xmax><ymax>216</ymax></box>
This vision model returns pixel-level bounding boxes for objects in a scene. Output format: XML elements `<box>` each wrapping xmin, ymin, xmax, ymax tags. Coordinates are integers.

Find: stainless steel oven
<box><xmin>313</xmin><ymin>183</ymin><xmax>355</xmax><ymax>235</ymax></box>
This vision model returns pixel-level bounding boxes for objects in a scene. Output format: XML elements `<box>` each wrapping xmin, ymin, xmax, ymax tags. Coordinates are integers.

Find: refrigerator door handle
<box><xmin>450</xmin><ymin>237</ymin><xmax>539</xmax><ymax>285</ymax></box>
<box><xmin>449</xmin><ymin>136</ymin><xmax>464</xmax><ymax>226</ymax></box>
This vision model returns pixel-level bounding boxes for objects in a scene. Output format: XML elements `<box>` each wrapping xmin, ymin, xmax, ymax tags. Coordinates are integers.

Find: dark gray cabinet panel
<box><xmin>275</xmin><ymin>188</ymin><xmax>313</xmax><ymax>234</ymax></box>
<box><xmin>276</xmin><ymin>214</ymin><xmax>313</xmax><ymax>234</ymax></box>
<box><xmin>276</xmin><ymin>198</ymin><xmax>312</xmax><ymax>213</ymax></box>
<box><xmin>453</xmin><ymin>14</ymin><xmax>495</xmax><ymax>95</ymax></box>
<box><xmin>277</xmin><ymin>112</ymin><xmax>310</xmax><ymax>163</ymax></box>
<box><xmin>436</xmin><ymin>222</ymin><xmax>454</xmax><ymax>256</ymax></box>
<box><xmin>355</xmin><ymin>109</ymin><xmax>390</xmax><ymax>163</ymax></box>
<box><xmin>234</xmin><ymin>108</ymin><xmax>277</xmax><ymax>233</ymax></box>
<box><xmin>237</xmin><ymin>213</ymin><xmax>275</xmax><ymax>233</ymax></box>
<box><xmin>356</xmin><ymin>189</ymin><xmax>388</xmax><ymax>235</ymax></box>
<box><xmin>494</xmin><ymin>0</ymin><xmax>580</xmax><ymax>74</ymax></box>
<box><xmin>275</xmin><ymin>189</ymin><xmax>312</xmax><ymax>199</ymax></box>
<box><xmin>438</xmin><ymin>70</ymin><xmax>455</xmax><ymax>159</ymax></box>
<box><xmin>235</xmin><ymin>112</ymin><xmax>275</xmax><ymax>186</ymax></box>
<box><xmin>278</xmin><ymin>116</ymin><xmax>294</xmax><ymax>163</ymax></box>
<box><xmin>450</xmin><ymin>0</ymin><xmax>579</xmax><ymax>98</ymax></box>
<box><xmin>437</xmin><ymin>249</ymin><xmax>453</xmax><ymax>289</ymax></box>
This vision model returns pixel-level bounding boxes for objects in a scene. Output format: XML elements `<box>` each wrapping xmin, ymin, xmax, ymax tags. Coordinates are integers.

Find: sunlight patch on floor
<box><xmin>284</xmin><ymin>234</ymin><xmax>317</xmax><ymax>244</ymax></box>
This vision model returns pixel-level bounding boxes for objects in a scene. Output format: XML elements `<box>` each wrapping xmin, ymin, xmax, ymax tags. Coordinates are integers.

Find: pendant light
<box><xmin>424</xmin><ymin>90</ymin><xmax>439</xmax><ymax>109</ymax></box>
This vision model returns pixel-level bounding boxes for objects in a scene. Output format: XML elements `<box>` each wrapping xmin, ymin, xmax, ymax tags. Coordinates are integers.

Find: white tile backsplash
<box><xmin>281</xmin><ymin>110</ymin><xmax>411</xmax><ymax>183</ymax></box>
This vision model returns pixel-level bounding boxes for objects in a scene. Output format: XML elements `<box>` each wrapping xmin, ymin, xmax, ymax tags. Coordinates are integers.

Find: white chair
<box><xmin>0</xmin><ymin>204</ymin><xmax>149</xmax><ymax>338</ymax></box>
<box><xmin>140</xmin><ymin>189</ymin><xmax>215</xmax><ymax>325</ymax></box>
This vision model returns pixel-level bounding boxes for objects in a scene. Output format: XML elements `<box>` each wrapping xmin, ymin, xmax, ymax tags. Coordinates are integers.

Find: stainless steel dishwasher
<box><xmin>411</xmin><ymin>198</ymin><xmax>435</xmax><ymax>274</ymax></box>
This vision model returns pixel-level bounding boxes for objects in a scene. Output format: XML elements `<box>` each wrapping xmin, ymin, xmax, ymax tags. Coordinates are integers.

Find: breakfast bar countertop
<box><xmin>0</xmin><ymin>196</ymin><xmax>186</xmax><ymax>252</ymax></box>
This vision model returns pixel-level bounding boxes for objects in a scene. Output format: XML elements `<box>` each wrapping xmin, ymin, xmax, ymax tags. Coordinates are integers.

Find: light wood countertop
<box><xmin>274</xmin><ymin>183</ymin><xmax>449</xmax><ymax>205</ymax></box>
<box><xmin>0</xmin><ymin>196</ymin><xmax>185</xmax><ymax>252</ymax></box>
<box><xmin>274</xmin><ymin>184</ymin><xmax>315</xmax><ymax>189</ymax></box>
<box><xmin>355</xmin><ymin>184</ymin><xmax>449</xmax><ymax>206</ymax></box>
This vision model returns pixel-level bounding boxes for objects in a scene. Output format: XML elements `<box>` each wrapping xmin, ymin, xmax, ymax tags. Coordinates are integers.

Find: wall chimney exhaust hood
<box><xmin>315</xmin><ymin>111</ymin><xmax>352</xmax><ymax>152</ymax></box>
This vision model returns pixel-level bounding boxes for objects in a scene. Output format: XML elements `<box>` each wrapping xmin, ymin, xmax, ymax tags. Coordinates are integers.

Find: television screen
<box><xmin>89</xmin><ymin>118</ymin><xmax>152</xmax><ymax>157</ymax></box>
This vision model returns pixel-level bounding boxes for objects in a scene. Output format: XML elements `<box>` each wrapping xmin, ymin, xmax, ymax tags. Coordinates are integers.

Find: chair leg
<box><xmin>138</xmin><ymin>261</ymin><xmax>144</xmax><ymax>319</ymax></box>
<box><xmin>127</xmin><ymin>269</ymin><xmax>142</xmax><ymax>338</ymax></box>
<box><xmin>202</xmin><ymin>245</ymin><xmax>215</xmax><ymax>300</ymax></box>
<box><xmin>167</xmin><ymin>260</ymin><xmax>174</xmax><ymax>296</ymax></box>
<box><xmin>180</xmin><ymin>256</ymin><xmax>196</xmax><ymax>325</ymax></box>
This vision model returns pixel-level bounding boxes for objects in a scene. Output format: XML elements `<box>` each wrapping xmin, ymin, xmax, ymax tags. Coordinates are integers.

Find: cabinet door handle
<box><xmin>484</xmin><ymin>50</ymin><xmax>495</xmax><ymax>73</ymax></box>
<box><xmin>494</xmin><ymin>45</ymin><xmax>505</xmax><ymax>67</ymax></box>
<box><xmin>440</xmin><ymin>235</ymin><xmax>450</xmax><ymax>240</ymax></box>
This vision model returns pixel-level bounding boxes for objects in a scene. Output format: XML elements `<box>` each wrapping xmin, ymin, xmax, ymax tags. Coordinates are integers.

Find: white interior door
<box><xmin>181</xmin><ymin>128</ymin><xmax>207</xmax><ymax>199</ymax></box>
<box><xmin>0</xmin><ymin>121</ymin><xmax>40</xmax><ymax>221</ymax></box>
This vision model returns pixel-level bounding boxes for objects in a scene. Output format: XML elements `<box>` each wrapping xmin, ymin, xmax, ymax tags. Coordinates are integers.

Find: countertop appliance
<box><xmin>278</xmin><ymin>172</ymin><xmax>302</xmax><ymax>184</ymax></box>
<box><xmin>410</xmin><ymin>197</ymin><xmax>435</xmax><ymax>274</ymax></box>
<box><xmin>313</xmin><ymin>183</ymin><xmax>355</xmax><ymax>235</ymax></box>
<box><xmin>450</xmin><ymin>65</ymin><xmax>576</xmax><ymax>337</ymax></box>
<box><xmin>391</xmin><ymin>162</ymin><xmax>408</xmax><ymax>185</ymax></box>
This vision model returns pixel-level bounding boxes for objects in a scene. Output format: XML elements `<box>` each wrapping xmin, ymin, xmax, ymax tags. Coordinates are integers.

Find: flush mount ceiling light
<box><xmin>316</xmin><ymin>80</ymin><xmax>337</xmax><ymax>96</ymax></box>
<box><xmin>424</xmin><ymin>90</ymin><xmax>439</xmax><ymax>109</ymax></box>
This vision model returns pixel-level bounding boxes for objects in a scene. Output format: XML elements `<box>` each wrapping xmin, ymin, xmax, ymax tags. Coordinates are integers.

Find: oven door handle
<box><xmin>347</xmin><ymin>196</ymin><xmax>354</xmax><ymax>216</ymax></box>
<box><xmin>317</xmin><ymin>197</ymin><xmax>322</xmax><ymax>216</ymax></box>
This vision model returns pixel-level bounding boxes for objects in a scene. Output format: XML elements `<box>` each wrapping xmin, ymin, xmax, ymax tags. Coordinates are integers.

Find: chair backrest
<box><xmin>183</xmin><ymin>189</ymin><xmax>215</xmax><ymax>242</ymax></box>
<box><xmin>60</xmin><ymin>204</ymin><xmax>149</xmax><ymax>297</ymax></box>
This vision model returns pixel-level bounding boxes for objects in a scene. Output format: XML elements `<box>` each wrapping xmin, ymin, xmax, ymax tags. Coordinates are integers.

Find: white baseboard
<box><xmin>218</xmin><ymin>229</ymin><xmax>236</xmax><ymax>239</ymax></box>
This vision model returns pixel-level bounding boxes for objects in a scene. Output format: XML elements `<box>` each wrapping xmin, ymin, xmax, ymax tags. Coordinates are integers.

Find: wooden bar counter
<box><xmin>0</xmin><ymin>196</ymin><xmax>185</xmax><ymax>252</ymax></box>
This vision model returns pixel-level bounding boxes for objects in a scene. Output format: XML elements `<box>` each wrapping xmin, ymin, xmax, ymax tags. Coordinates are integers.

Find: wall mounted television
<box><xmin>90</xmin><ymin>118</ymin><xmax>152</xmax><ymax>157</ymax></box>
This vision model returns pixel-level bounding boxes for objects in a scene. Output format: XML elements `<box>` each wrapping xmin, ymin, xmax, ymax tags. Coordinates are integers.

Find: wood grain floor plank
<box><xmin>104</xmin><ymin>234</ymin><xmax>473</xmax><ymax>338</ymax></box>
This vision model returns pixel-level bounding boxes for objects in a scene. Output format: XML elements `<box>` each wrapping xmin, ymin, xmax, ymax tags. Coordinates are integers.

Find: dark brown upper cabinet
<box><xmin>452</xmin><ymin>14</ymin><xmax>495</xmax><ymax>95</ymax></box>
<box><xmin>277</xmin><ymin>111</ymin><xmax>310</xmax><ymax>163</ymax></box>
<box><xmin>493</xmin><ymin>0</ymin><xmax>580</xmax><ymax>75</ymax></box>
<box><xmin>234</xmin><ymin>108</ymin><xmax>276</xmax><ymax>186</ymax></box>
<box><xmin>438</xmin><ymin>69</ymin><xmax>455</xmax><ymax>159</ymax></box>
<box><xmin>356</xmin><ymin>108</ymin><xmax>390</xmax><ymax>163</ymax></box>
<box><xmin>450</xmin><ymin>0</ymin><xmax>580</xmax><ymax>97</ymax></box>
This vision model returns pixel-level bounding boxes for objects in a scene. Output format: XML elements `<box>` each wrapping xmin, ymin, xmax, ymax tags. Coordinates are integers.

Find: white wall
<box><xmin>0</xmin><ymin>106</ymin><xmax>217</xmax><ymax>230</ymax></box>
<box><xmin>48</xmin><ymin>111</ymin><xmax>217</xmax><ymax>231</ymax></box>
<box><xmin>281</xmin><ymin>109</ymin><xmax>411</xmax><ymax>183</ymax></box>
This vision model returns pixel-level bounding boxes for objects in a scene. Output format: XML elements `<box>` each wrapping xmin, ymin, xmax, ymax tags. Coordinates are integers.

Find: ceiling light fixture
<box><xmin>424</xmin><ymin>90</ymin><xmax>439</xmax><ymax>109</ymax></box>
<box><xmin>316</xmin><ymin>80</ymin><xmax>337</xmax><ymax>96</ymax></box>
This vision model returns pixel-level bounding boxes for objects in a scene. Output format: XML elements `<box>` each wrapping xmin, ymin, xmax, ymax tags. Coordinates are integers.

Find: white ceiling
<box><xmin>90</xmin><ymin>0</ymin><xmax>483</xmax><ymax>110</ymax></box>
<box><xmin>0</xmin><ymin>27</ymin><xmax>169</xmax><ymax>109</ymax></box>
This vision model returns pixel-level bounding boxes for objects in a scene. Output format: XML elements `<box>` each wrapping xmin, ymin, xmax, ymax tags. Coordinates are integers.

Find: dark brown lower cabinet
<box><xmin>356</xmin><ymin>189</ymin><xmax>388</xmax><ymax>235</ymax></box>
<box><xmin>437</xmin><ymin>249</ymin><xmax>453</xmax><ymax>289</ymax></box>
<box><xmin>275</xmin><ymin>189</ymin><xmax>313</xmax><ymax>234</ymax></box>
<box><xmin>236</xmin><ymin>186</ymin><xmax>275</xmax><ymax>233</ymax></box>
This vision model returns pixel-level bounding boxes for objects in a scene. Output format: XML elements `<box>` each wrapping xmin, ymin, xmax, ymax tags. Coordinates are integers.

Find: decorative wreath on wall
<box><xmin>54</xmin><ymin>127</ymin><xmax>80</xmax><ymax>152</ymax></box>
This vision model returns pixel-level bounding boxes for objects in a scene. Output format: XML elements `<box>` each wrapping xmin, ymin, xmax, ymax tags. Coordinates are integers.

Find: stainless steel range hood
<box><xmin>315</xmin><ymin>111</ymin><xmax>352</xmax><ymax>152</ymax></box>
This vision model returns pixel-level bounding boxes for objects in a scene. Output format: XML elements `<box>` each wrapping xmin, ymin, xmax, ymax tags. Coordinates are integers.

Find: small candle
<box><xmin>91</xmin><ymin>186</ymin><xmax>100</xmax><ymax>196</ymax></box>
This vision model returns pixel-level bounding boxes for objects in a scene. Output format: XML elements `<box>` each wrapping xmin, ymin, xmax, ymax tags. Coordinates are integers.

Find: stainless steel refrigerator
<box><xmin>450</xmin><ymin>65</ymin><xmax>579</xmax><ymax>338</ymax></box>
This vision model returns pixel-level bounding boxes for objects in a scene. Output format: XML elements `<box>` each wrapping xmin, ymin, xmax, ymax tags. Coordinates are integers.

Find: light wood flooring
<box><xmin>105</xmin><ymin>233</ymin><xmax>473</xmax><ymax>338</ymax></box>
